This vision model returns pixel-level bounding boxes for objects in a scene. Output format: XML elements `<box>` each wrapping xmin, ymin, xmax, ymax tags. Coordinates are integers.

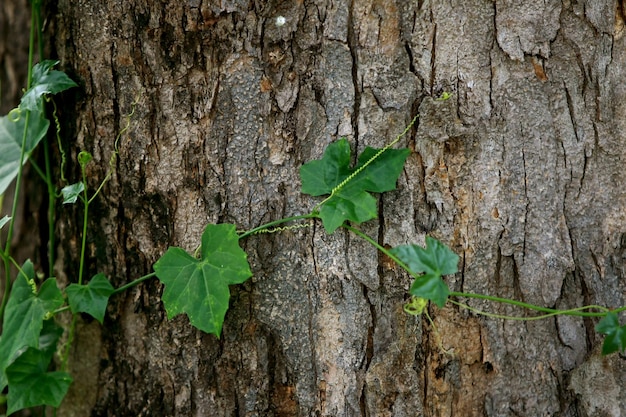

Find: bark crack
<box><xmin>430</xmin><ymin>21</ymin><xmax>437</xmax><ymax>95</ymax></box>
<box><xmin>520</xmin><ymin>139</ymin><xmax>529</xmax><ymax>264</ymax></box>
<box><xmin>347</xmin><ymin>0</ymin><xmax>360</xmax><ymax>148</ymax></box>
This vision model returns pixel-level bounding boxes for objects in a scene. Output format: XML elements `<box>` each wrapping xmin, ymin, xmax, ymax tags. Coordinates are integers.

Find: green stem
<box><xmin>26</xmin><ymin>156</ymin><xmax>47</xmax><ymax>182</ymax></box>
<box><xmin>52</xmin><ymin>305</ymin><xmax>71</xmax><ymax>315</ymax></box>
<box><xmin>43</xmin><ymin>142</ymin><xmax>56</xmax><ymax>277</ymax></box>
<box><xmin>449</xmin><ymin>291</ymin><xmax>618</xmax><ymax>318</ymax></box>
<box><xmin>77</xmin><ymin>167</ymin><xmax>89</xmax><ymax>286</ymax></box>
<box><xmin>61</xmin><ymin>315</ymin><xmax>77</xmax><ymax>371</ymax></box>
<box><xmin>0</xmin><ymin>0</ymin><xmax>38</xmax><ymax>320</ymax></box>
<box><xmin>342</xmin><ymin>224</ymin><xmax>420</xmax><ymax>280</ymax></box>
<box><xmin>112</xmin><ymin>272</ymin><xmax>157</xmax><ymax>295</ymax></box>
<box><xmin>448</xmin><ymin>299</ymin><xmax>610</xmax><ymax>321</ymax></box>
<box><xmin>238</xmin><ymin>214</ymin><xmax>318</xmax><ymax>240</ymax></box>
<box><xmin>0</xmin><ymin>112</ymin><xmax>32</xmax><ymax>319</ymax></box>
<box><xmin>345</xmin><ymin>224</ymin><xmax>620</xmax><ymax>321</ymax></box>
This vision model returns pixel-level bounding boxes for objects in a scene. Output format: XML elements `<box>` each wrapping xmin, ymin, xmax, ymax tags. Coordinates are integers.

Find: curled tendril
<box><xmin>28</xmin><ymin>278</ymin><xmax>37</xmax><ymax>295</ymax></box>
<box><xmin>51</xmin><ymin>100</ymin><xmax>68</xmax><ymax>183</ymax></box>
<box><xmin>8</xmin><ymin>108</ymin><xmax>22</xmax><ymax>122</ymax></box>
<box><xmin>404</xmin><ymin>296</ymin><xmax>428</xmax><ymax>316</ymax></box>
<box><xmin>252</xmin><ymin>222</ymin><xmax>312</xmax><ymax>235</ymax></box>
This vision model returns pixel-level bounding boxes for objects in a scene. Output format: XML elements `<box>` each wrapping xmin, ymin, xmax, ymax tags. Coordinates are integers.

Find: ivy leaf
<box><xmin>390</xmin><ymin>237</ymin><xmax>459</xmax><ymax>307</ymax></box>
<box><xmin>0</xmin><ymin>109</ymin><xmax>50</xmax><ymax>195</ymax></box>
<box><xmin>153</xmin><ymin>223</ymin><xmax>253</xmax><ymax>336</ymax></box>
<box><xmin>61</xmin><ymin>182</ymin><xmax>85</xmax><ymax>204</ymax></box>
<box><xmin>408</xmin><ymin>273</ymin><xmax>451</xmax><ymax>308</ymax></box>
<box><xmin>0</xmin><ymin>263</ymin><xmax>64</xmax><ymax>390</ymax></box>
<box><xmin>38</xmin><ymin>320</ymin><xmax>64</xmax><ymax>363</ymax></box>
<box><xmin>66</xmin><ymin>274</ymin><xmax>115</xmax><ymax>324</ymax></box>
<box><xmin>596</xmin><ymin>312</ymin><xmax>626</xmax><ymax>355</ymax></box>
<box><xmin>6</xmin><ymin>347</ymin><xmax>72</xmax><ymax>415</ymax></box>
<box><xmin>20</xmin><ymin>60</ymin><xmax>78</xmax><ymax>112</ymax></box>
<box><xmin>300</xmin><ymin>139</ymin><xmax>410</xmax><ymax>232</ymax></box>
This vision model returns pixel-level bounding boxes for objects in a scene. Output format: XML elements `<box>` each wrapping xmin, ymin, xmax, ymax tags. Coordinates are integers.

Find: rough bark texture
<box><xmin>0</xmin><ymin>0</ymin><xmax>31</xmax><ymax>115</ymax></box>
<box><xmin>42</xmin><ymin>0</ymin><xmax>626</xmax><ymax>415</ymax></box>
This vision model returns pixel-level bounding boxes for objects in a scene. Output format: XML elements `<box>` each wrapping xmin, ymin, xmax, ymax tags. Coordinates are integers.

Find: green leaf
<box><xmin>153</xmin><ymin>223</ymin><xmax>253</xmax><ymax>336</ymax></box>
<box><xmin>390</xmin><ymin>237</ymin><xmax>459</xmax><ymax>307</ymax></box>
<box><xmin>595</xmin><ymin>312</ymin><xmax>626</xmax><ymax>355</ymax></box>
<box><xmin>0</xmin><ymin>215</ymin><xmax>10</xmax><ymax>229</ymax></box>
<box><xmin>38</xmin><ymin>320</ymin><xmax>64</xmax><ymax>363</ymax></box>
<box><xmin>20</xmin><ymin>60</ymin><xmax>78</xmax><ymax>111</ymax></box>
<box><xmin>392</xmin><ymin>237</ymin><xmax>459</xmax><ymax>277</ymax></box>
<box><xmin>61</xmin><ymin>182</ymin><xmax>85</xmax><ymax>204</ymax></box>
<box><xmin>66</xmin><ymin>274</ymin><xmax>115</xmax><ymax>323</ymax></box>
<box><xmin>408</xmin><ymin>273</ymin><xmax>450</xmax><ymax>308</ymax></box>
<box><xmin>300</xmin><ymin>139</ymin><xmax>410</xmax><ymax>232</ymax></box>
<box><xmin>6</xmin><ymin>347</ymin><xmax>72</xmax><ymax>415</ymax></box>
<box><xmin>0</xmin><ymin>109</ymin><xmax>50</xmax><ymax>195</ymax></box>
<box><xmin>0</xmin><ymin>263</ymin><xmax>64</xmax><ymax>390</ymax></box>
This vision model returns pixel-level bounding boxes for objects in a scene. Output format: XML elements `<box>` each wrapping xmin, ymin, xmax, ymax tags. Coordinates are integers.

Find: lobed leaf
<box><xmin>153</xmin><ymin>223</ymin><xmax>252</xmax><ymax>336</ymax></box>
<box><xmin>6</xmin><ymin>347</ymin><xmax>72</xmax><ymax>415</ymax></box>
<box><xmin>0</xmin><ymin>110</ymin><xmax>50</xmax><ymax>195</ymax></box>
<box><xmin>596</xmin><ymin>312</ymin><xmax>626</xmax><ymax>355</ymax></box>
<box><xmin>0</xmin><ymin>263</ymin><xmax>63</xmax><ymax>390</ymax></box>
<box><xmin>66</xmin><ymin>274</ymin><xmax>115</xmax><ymax>323</ymax></box>
<box><xmin>61</xmin><ymin>182</ymin><xmax>85</xmax><ymax>204</ymax></box>
<box><xmin>390</xmin><ymin>237</ymin><xmax>459</xmax><ymax>307</ymax></box>
<box><xmin>300</xmin><ymin>139</ymin><xmax>410</xmax><ymax>232</ymax></box>
<box><xmin>20</xmin><ymin>60</ymin><xmax>78</xmax><ymax>112</ymax></box>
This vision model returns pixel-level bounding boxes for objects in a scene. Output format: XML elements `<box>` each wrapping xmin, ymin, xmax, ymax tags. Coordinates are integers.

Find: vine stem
<box><xmin>77</xmin><ymin>166</ymin><xmax>89</xmax><ymax>286</ymax></box>
<box><xmin>112</xmin><ymin>272</ymin><xmax>157</xmax><ymax>295</ymax></box>
<box><xmin>342</xmin><ymin>224</ymin><xmax>419</xmax><ymax>280</ymax></box>
<box><xmin>345</xmin><ymin>224</ymin><xmax>618</xmax><ymax>321</ymax></box>
<box><xmin>0</xmin><ymin>2</ymin><xmax>38</xmax><ymax>319</ymax></box>
<box><xmin>448</xmin><ymin>292</ymin><xmax>616</xmax><ymax>318</ymax></box>
<box><xmin>237</xmin><ymin>214</ymin><xmax>318</xmax><ymax>240</ymax></box>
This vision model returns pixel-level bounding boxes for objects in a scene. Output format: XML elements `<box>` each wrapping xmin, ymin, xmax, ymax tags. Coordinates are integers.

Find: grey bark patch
<box><xmin>495</xmin><ymin>0</ymin><xmax>561</xmax><ymax>60</ymax></box>
<box><xmin>570</xmin><ymin>353</ymin><xmax>622</xmax><ymax>417</ymax></box>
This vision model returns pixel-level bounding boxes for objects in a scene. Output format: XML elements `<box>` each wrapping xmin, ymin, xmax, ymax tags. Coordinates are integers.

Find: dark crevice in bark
<box><xmin>510</xmin><ymin>253</ymin><xmax>524</xmax><ymax>304</ymax></box>
<box><xmin>347</xmin><ymin>0</ymin><xmax>360</xmax><ymax>147</ymax></box>
<box><xmin>494</xmin><ymin>243</ymin><xmax>503</xmax><ymax>289</ymax></box>
<box><xmin>429</xmin><ymin>21</ymin><xmax>437</xmax><ymax>95</ymax></box>
<box><xmin>520</xmin><ymin>144</ymin><xmax>528</xmax><ymax>263</ymax></box>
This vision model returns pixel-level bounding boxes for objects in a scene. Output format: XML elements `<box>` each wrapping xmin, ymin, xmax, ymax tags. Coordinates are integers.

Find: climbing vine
<box><xmin>0</xmin><ymin>3</ymin><xmax>625</xmax><ymax>415</ymax></box>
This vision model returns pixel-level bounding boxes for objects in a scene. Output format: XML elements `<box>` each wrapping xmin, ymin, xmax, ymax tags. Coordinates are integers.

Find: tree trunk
<box><xmin>46</xmin><ymin>0</ymin><xmax>626</xmax><ymax>416</ymax></box>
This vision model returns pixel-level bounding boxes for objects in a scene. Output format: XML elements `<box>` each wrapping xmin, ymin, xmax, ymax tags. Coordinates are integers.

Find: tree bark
<box><xmin>46</xmin><ymin>0</ymin><xmax>626</xmax><ymax>416</ymax></box>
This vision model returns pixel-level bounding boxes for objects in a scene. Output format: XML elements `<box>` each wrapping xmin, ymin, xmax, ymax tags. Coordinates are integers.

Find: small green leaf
<box><xmin>408</xmin><ymin>273</ymin><xmax>450</xmax><ymax>307</ymax></box>
<box><xmin>153</xmin><ymin>223</ymin><xmax>253</xmax><ymax>336</ymax></box>
<box><xmin>6</xmin><ymin>347</ymin><xmax>72</xmax><ymax>415</ymax></box>
<box><xmin>596</xmin><ymin>313</ymin><xmax>626</xmax><ymax>355</ymax></box>
<box><xmin>300</xmin><ymin>139</ymin><xmax>410</xmax><ymax>233</ymax></box>
<box><xmin>0</xmin><ymin>264</ymin><xmax>63</xmax><ymax>390</ymax></box>
<box><xmin>390</xmin><ymin>237</ymin><xmax>459</xmax><ymax>307</ymax></box>
<box><xmin>66</xmin><ymin>274</ymin><xmax>115</xmax><ymax>323</ymax></box>
<box><xmin>391</xmin><ymin>237</ymin><xmax>459</xmax><ymax>276</ymax></box>
<box><xmin>20</xmin><ymin>60</ymin><xmax>78</xmax><ymax>111</ymax></box>
<box><xmin>61</xmin><ymin>182</ymin><xmax>85</xmax><ymax>204</ymax></box>
<box><xmin>0</xmin><ymin>109</ymin><xmax>50</xmax><ymax>195</ymax></box>
<box><xmin>0</xmin><ymin>215</ymin><xmax>10</xmax><ymax>229</ymax></box>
